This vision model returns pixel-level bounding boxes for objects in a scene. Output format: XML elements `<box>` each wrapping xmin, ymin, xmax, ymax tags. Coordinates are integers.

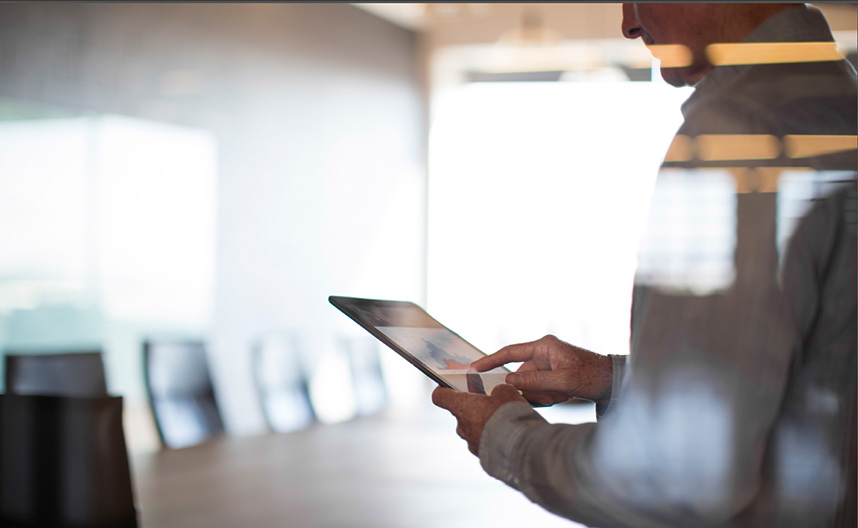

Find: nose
<box><xmin>622</xmin><ymin>3</ymin><xmax>642</xmax><ymax>40</ymax></box>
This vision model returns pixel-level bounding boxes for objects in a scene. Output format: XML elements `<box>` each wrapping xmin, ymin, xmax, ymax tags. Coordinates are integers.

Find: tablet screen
<box><xmin>330</xmin><ymin>296</ymin><xmax>510</xmax><ymax>394</ymax></box>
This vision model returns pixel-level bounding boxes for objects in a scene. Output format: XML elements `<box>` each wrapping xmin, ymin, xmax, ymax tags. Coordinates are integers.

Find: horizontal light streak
<box><xmin>651</xmin><ymin>42</ymin><xmax>846</xmax><ymax>69</ymax></box>
<box><xmin>707</xmin><ymin>42</ymin><xmax>843</xmax><ymax>66</ymax></box>
<box><xmin>697</xmin><ymin>134</ymin><xmax>780</xmax><ymax>161</ymax></box>
<box><xmin>664</xmin><ymin>134</ymin><xmax>694</xmax><ymax>163</ymax></box>
<box><xmin>785</xmin><ymin>135</ymin><xmax>858</xmax><ymax>159</ymax></box>
<box><xmin>648</xmin><ymin>44</ymin><xmax>692</xmax><ymax>67</ymax></box>
<box><xmin>664</xmin><ymin>134</ymin><xmax>856</xmax><ymax>163</ymax></box>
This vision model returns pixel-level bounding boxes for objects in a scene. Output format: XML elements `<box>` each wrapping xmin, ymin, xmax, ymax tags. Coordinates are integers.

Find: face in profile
<box><xmin>622</xmin><ymin>3</ymin><xmax>719</xmax><ymax>87</ymax></box>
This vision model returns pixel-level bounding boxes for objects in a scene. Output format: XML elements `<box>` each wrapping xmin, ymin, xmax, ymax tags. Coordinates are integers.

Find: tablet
<box><xmin>329</xmin><ymin>296</ymin><xmax>511</xmax><ymax>394</ymax></box>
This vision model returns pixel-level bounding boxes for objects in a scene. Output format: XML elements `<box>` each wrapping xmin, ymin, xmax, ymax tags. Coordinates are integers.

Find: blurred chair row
<box><xmin>0</xmin><ymin>336</ymin><xmax>387</xmax><ymax>526</ymax></box>
<box><xmin>3</xmin><ymin>335</ymin><xmax>388</xmax><ymax>449</ymax></box>
<box><xmin>145</xmin><ymin>334</ymin><xmax>388</xmax><ymax>449</ymax></box>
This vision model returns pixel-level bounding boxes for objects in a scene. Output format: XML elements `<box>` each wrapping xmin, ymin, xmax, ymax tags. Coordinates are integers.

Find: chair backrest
<box><xmin>341</xmin><ymin>336</ymin><xmax>387</xmax><ymax>416</ymax></box>
<box><xmin>252</xmin><ymin>334</ymin><xmax>316</xmax><ymax>433</ymax></box>
<box><xmin>4</xmin><ymin>351</ymin><xmax>108</xmax><ymax>397</ymax></box>
<box><xmin>142</xmin><ymin>340</ymin><xmax>224</xmax><ymax>449</ymax></box>
<box><xmin>0</xmin><ymin>394</ymin><xmax>138</xmax><ymax>528</ymax></box>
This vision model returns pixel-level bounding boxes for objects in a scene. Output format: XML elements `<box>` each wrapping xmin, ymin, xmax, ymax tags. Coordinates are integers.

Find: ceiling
<box><xmin>353</xmin><ymin>3</ymin><xmax>429</xmax><ymax>31</ymax></box>
<box><xmin>353</xmin><ymin>3</ymin><xmax>856</xmax><ymax>80</ymax></box>
<box><xmin>354</xmin><ymin>3</ymin><xmax>858</xmax><ymax>39</ymax></box>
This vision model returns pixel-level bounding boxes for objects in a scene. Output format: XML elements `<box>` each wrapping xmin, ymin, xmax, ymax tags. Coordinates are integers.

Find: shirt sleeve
<box><xmin>478</xmin><ymin>287</ymin><xmax>798</xmax><ymax>527</ymax></box>
<box><xmin>478</xmin><ymin>402</ymin><xmax>611</xmax><ymax>524</ymax></box>
<box><xmin>595</xmin><ymin>354</ymin><xmax>627</xmax><ymax>420</ymax></box>
<box><xmin>478</xmin><ymin>401</ymin><xmax>666</xmax><ymax>527</ymax></box>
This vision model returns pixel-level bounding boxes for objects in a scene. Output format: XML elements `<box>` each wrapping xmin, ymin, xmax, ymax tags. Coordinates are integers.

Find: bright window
<box><xmin>428</xmin><ymin>79</ymin><xmax>692</xmax><ymax>357</ymax></box>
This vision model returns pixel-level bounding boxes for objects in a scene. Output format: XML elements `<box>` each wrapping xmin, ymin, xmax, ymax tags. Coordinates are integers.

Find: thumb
<box><xmin>490</xmin><ymin>382</ymin><xmax>523</xmax><ymax>400</ymax></box>
<box><xmin>507</xmin><ymin>369</ymin><xmax>573</xmax><ymax>393</ymax></box>
<box><xmin>489</xmin><ymin>383</ymin><xmax>528</xmax><ymax>406</ymax></box>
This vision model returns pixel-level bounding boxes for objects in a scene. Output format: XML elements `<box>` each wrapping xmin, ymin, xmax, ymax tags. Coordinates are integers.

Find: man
<box><xmin>433</xmin><ymin>4</ymin><xmax>856</xmax><ymax>527</ymax></box>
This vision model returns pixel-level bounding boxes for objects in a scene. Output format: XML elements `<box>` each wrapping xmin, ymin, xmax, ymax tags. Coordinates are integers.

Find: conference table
<box><xmin>131</xmin><ymin>400</ymin><xmax>593</xmax><ymax>528</ymax></box>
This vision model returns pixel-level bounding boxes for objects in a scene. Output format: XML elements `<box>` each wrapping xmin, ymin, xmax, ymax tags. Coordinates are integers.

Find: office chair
<box><xmin>4</xmin><ymin>350</ymin><xmax>108</xmax><ymax>397</ymax></box>
<box><xmin>0</xmin><ymin>393</ymin><xmax>138</xmax><ymax>528</ymax></box>
<box><xmin>142</xmin><ymin>339</ymin><xmax>225</xmax><ymax>449</ymax></box>
<box><xmin>252</xmin><ymin>334</ymin><xmax>316</xmax><ymax>433</ymax></box>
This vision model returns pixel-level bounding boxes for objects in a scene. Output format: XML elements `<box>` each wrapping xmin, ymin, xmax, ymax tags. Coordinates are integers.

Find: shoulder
<box><xmin>684</xmin><ymin>61</ymin><xmax>856</xmax><ymax>137</ymax></box>
<box><xmin>668</xmin><ymin>61</ymin><xmax>857</xmax><ymax>171</ymax></box>
<box><xmin>786</xmin><ymin>181</ymin><xmax>857</xmax><ymax>267</ymax></box>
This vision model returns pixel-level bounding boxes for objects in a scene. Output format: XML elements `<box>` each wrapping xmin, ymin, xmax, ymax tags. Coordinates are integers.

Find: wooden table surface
<box><xmin>131</xmin><ymin>400</ymin><xmax>592</xmax><ymax>528</ymax></box>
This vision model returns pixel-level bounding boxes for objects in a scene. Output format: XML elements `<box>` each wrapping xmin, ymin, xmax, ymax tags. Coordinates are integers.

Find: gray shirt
<box><xmin>478</xmin><ymin>6</ymin><xmax>857</xmax><ymax>527</ymax></box>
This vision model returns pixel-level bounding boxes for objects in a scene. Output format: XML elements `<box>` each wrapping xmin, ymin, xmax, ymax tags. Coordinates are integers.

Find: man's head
<box><xmin>622</xmin><ymin>3</ymin><xmax>794</xmax><ymax>87</ymax></box>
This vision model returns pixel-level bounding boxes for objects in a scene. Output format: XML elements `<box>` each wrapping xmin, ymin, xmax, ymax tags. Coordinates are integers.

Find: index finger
<box><xmin>471</xmin><ymin>343</ymin><xmax>537</xmax><ymax>372</ymax></box>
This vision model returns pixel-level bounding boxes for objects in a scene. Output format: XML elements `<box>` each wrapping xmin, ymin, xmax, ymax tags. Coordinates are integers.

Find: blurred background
<box><xmin>0</xmin><ymin>1</ymin><xmax>854</xmax><ymax>454</ymax></box>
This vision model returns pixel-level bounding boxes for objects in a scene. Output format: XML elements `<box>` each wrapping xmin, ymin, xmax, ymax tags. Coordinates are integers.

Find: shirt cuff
<box><xmin>595</xmin><ymin>354</ymin><xmax>627</xmax><ymax>420</ymax></box>
<box><xmin>478</xmin><ymin>401</ymin><xmax>548</xmax><ymax>490</ymax></box>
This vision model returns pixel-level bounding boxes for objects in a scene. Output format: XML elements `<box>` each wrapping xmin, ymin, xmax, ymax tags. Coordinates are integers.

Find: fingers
<box><xmin>505</xmin><ymin>369</ymin><xmax>576</xmax><ymax>393</ymax></box>
<box><xmin>432</xmin><ymin>386</ymin><xmax>460</xmax><ymax>410</ymax></box>
<box><xmin>521</xmin><ymin>390</ymin><xmax>569</xmax><ymax>406</ymax></box>
<box><xmin>490</xmin><ymin>382</ymin><xmax>524</xmax><ymax>400</ymax></box>
<box><xmin>516</xmin><ymin>362</ymin><xmax>538</xmax><ymax>373</ymax></box>
<box><xmin>470</xmin><ymin>343</ymin><xmax>538</xmax><ymax>372</ymax></box>
<box><xmin>472</xmin><ymin>335</ymin><xmax>567</xmax><ymax>372</ymax></box>
<box><xmin>434</xmin><ymin>383</ymin><xmax>525</xmax><ymax>415</ymax></box>
<box><xmin>432</xmin><ymin>385</ymin><xmax>491</xmax><ymax>414</ymax></box>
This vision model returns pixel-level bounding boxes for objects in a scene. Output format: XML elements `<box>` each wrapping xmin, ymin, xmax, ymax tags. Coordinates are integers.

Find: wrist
<box><xmin>591</xmin><ymin>354</ymin><xmax>614</xmax><ymax>405</ymax></box>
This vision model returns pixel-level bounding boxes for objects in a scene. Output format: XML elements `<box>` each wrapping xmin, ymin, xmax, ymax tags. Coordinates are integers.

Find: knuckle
<box><xmin>516</xmin><ymin>372</ymin><xmax>534</xmax><ymax>386</ymax></box>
